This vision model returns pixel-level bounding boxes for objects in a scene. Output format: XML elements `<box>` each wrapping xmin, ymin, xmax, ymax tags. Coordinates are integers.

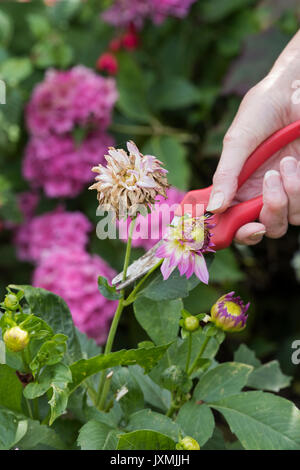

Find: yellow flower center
<box><xmin>224</xmin><ymin>301</ymin><xmax>241</xmax><ymax>317</ymax></box>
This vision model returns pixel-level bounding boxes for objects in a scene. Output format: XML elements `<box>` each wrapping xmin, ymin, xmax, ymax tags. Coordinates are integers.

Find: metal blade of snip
<box><xmin>112</xmin><ymin>211</ymin><xmax>213</xmax><ymax>290</ymax></box>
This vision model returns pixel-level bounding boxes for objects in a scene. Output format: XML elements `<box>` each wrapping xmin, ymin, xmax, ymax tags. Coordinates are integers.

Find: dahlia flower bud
<box><xmin>90</xmin><ymin>141</ymin><xmax>169</xmax><ymax>219</ymax></box>
<box><xmin>176</xmin><ymin>436</ymin><xmax>200</xmax><ymax>451</ymax></box>
<box><xmin>4</xmin><ymin>294</ymin><xmax>19</xmax><ymax>310</ymax></box>
<box><xmin>184</xmin><ymin>316</ymin><xmax>199</xmax><ymax>332</ymax></box>
<box><xmin>210</xmin><ymin>292</ymin><xmax>250</xmax><ymax>333</ymax></box>
<box><xmin>4</xmin><ymin>327</ymin><xmax>30</xmax><ymax>352</ymax></box>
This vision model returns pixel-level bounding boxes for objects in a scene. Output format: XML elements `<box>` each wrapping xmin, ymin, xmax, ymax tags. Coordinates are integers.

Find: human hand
<box><xmin>207</xmin><ymin>30</ymin><xmax>300</xmax><ymax>245</ymax></box>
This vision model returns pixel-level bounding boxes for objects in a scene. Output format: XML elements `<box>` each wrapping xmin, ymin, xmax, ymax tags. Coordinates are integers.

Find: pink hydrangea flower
<box><xmin>33</xmin><ymin>250</ymin><xmax>117</xmax><ymax>344</ymax></box>
<box><xmin>26</xmin><ymin>66</ymin><xmax>118</xmax><ymax>136</ymax></box>
<box><xmin>156</xmin><ymin>214</ymin><xmax>215</xmax><ymax>284</ymax></box>
<box><xmin>23</xmin><ymin>131</ymin><xmax>114</xmax><ymax>198</ymax></box>
<box><xmin>118</xmin><ymin>187</ymin><xmax>185</xmax><ymax>250</ymax></box>
<box><xmin>151</xmin><ymin>0</ymin><xmax>197</xmax><ymax>23</ymax></box>
<box><xmin>14</xmin><ymin>207</ymin><xmax>92</xmax><ymax>263</ymax></box>
<box><xmin>101</xmin><ymin>0</ymin><xmax>196</xmax><ymax>28</ymax></box>
<box><xmin>18</xmin><ymin>191</ymin><xmax>39</xmax><ymax>222</ymax></box>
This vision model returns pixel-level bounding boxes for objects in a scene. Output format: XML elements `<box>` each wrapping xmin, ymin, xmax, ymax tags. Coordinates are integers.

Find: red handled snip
<box><xmin>112</xmin><ymin>120</ymin><xmax>300</xmax><ymax>289</ymax></box>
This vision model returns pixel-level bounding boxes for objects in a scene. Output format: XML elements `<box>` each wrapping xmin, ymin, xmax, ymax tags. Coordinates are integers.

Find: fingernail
<box><xmin>206</xmin><ymin>191</ymin><xmax>224</xmax><ymax>211</ymax></box>
<box><xmin>282</xmin><ymin>157</ymin><xmax>297</xmax><ymax>176</ymax></box>
<box><xmin>249</xmin><ymin>230</ymin><xmax>266</xmax><ymax>241</ymax></box>
<box><xmin>265</xmin><ymin>170</ymin><xmax>280</xmax><ymax>189</ymax></box>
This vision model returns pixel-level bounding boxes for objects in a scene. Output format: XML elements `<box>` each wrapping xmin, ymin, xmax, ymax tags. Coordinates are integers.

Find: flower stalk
<box><xmin>96</xmin><ymin>218</ymin><xmax>136</xmax><ymax>409</ymax></box>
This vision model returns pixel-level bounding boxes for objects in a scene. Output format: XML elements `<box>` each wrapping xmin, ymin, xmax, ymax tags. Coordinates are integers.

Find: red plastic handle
<box><xmin>176</xmin><ymin>120</ymin><xmax>300</xmax><ymax>250</ymax></box>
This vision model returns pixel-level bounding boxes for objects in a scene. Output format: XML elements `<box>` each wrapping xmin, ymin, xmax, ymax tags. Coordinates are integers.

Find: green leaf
<box><xmin>194</xmin><ymin>362</ymin><xmax>253</xmax><ymax>403</ymax></box>
<box><xmin>247</xmin><ymin>361</ymin><xmax>291</xmax><ymax>392</ymax></box>
<box><xmin>140</xmin><ymin>269</ymin><xmax>203</xmax><ymax>302</ymax></box>
<box><xmin>14</xmin><ymin>285</ymin><xmax>81</xmax><ymax>364</ymax></box>
<box><xmin>0</xmin><ymin>364</ymin><xmax>23</xmax><ymax>413</ymax></box>
<box><xmin>0</xmin><ymin>57</ymin><xmax>32</xmax><ymax>86</ymax></box>
<box><xmin>134</xmin><ymin>297</ymin><xmax>182</xmax><ymax>345</ymax></box>
<box><xmin>127</xmin><ymin>409</ymin><xmax>180</xmax><ymax>441</ymax></box>
<box><xmin>209</xmin><ymin>248</ymin><xmax>245</xmax><ymax>282</ymax></box>
<box><xmin>24</xmin><ymin>363</ymin><xmax>72</xmax><ymax>425</ymax></box>
<box><xmin>110</xmin><ymin>367</ymin><xmax>144</xmax><ymax>417</ymax></box>
<box><xmin>143</xmin><ymin>136</ymin><xmax>190</xmax><ymax>191</ymax></box>
<box><xmin>69</xmin><ymin>344</ymin><xmax>171</xmax><ymax>393</ymax></box>
<box><xmin>17</xmin><ymin>419</ymin><xmax>67</xmax><ymax>450</ymax></box>
<box><xmin>78</xmin><ymin>420</ymin><xmax>118</xmax><ymax>450</ymax></box>
<box><xmin>234</xmin><ymin>345</ymin><xmax>291</xmax><ymax>392</ymax></box>
<box><xmin>98</xmin><ymin>276</ymin><xmax>121</xmax><ymax>300</ymax></box>
<box><xmin>30</xmin><ymin>334</ymin><xmax>68</xmax><ymax>376</ymax></box>
<box><xmin>129</xmin><ymin>365</ymin><xmax>171</xmax><ymax>412</ymax></box>
<box><xmin>161</xmin><ymin>365</ymin><xmax>192</xmax><ymax>393</ymax></box>
<box><xmin>210</xmin><ymin>391</ymin><xmax>300</xmax><ymax>450</ymax></box>
<box><xmin>0</xmin><ymin>408</ymin><xmax>27</xmax><ymax>450</ymax></box>
<box><xmin>176</xmin><ymin>401</ymin><xmax>215</xmax><ymax>446</ymax></box>
<box><xmin>117</xmin><ymin>54</ymin><xmax>152</xmax><ymax>123</ymax></box>
<box><xmin>151</xmin><ymin>77</ymin><xmax>201</xmax><ymax>110</ymax></box>
<box><xmin>0</xmin><ymin>10</ymin><xmax>12</xmax><ymax>45</ymax></box>
<box><xmin>200</xmin><ymin>0</ymin><xmax>255</xmax><ymax>22</ymax></box>
<box><xmin>233</xmin><ymin>344</ymin><xmax>261</xmax><ymax>367</ymax></box>
<box><xmin>117</xmin><ymin>430</ymin><xmax>176</xmax><ymax>450</ymax></box>
<box><xmin>202</xmin><ymin>427</ymin><xmax>227</xmax><ymax>450</ymax></box>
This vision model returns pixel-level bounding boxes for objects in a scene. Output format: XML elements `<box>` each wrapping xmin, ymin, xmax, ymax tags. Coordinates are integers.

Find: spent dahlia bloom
<box><xmin>26</xmin><ymin>66</ymin><xmax>118</xmax><ymax>136</ymax></box>
<box><xmin>118</xmin><ymin>187</ymin><xmax>185</xmax><ymax>250</ymax></box>
<box><xmin>33</xmin><ymin>250</ymin><xmax>117</xmax><ymax>344</ymax></box>
<box><xmin>23</xmin><ymin>131</ymin><xmax>114</xmax><ymax>198</ymax></box>
<box><xmin>156</xmin><ymin>214</ymin><xmax>215</xmax><ymax>283</ymax></box>
<box><xmin>14</xmin><ymin>207</ymin><xmax>92</xmax><ymax>263</ymax></box>
<box><xmin>210</xmin><ymin>292</ymin><xmax>250</xmax><ymax>333</ymax></box>
<box><xmin>89</xmin><ymin>140</ymin><xmax>169</xmax><ymax>219</ymax></box>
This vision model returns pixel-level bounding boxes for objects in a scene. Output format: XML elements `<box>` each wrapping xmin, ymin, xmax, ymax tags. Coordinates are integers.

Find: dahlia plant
<box><xmin>0</xmin><ymin>141</ymin><xmax>299</xmax><ymax>451</ymax></box>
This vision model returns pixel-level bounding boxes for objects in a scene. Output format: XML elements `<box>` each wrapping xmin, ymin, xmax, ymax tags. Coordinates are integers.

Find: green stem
<box><xmin>96</xmin><ymin>218</ymin><xmax>136</xmax><ymax>409</ymax></box>
<box><xmin>25</xmin><ymin>398</ymin><xmax>33</xmax><ymax>419</ymax></box>
<box><xmin>185</xmin><ymin>333</ymin><xmax>192</xmax><ymax>373</ymax></box>
<box><xmin>33</xmin><ymin>398</ymin><xmax>39</xmax><ymax>421</ymax></box>
<box><xmin>123</xmin><ymin>259</ymin><xmax>163</xmax><ymax>306</ymax></box>
<box><xmin>98</xmin><ymin>371</ymin><xmax>113</xmax><ymax>411</ymax></box>
<box><xmin>110</xmin><ymin>122</ymin><xmax>196</xmax><ymax>143</ymax></box>
<box><xmin>188</xmin><ymin>336</ymin><xmax>211</xmax><ymax>376</ymax></box>
<box><xmin>166</xmin><ymin>401</ymin><xmax>177</xmax><ymax>418</ymax></box>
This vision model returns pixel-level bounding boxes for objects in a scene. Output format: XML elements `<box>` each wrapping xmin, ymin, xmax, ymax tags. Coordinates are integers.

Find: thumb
<box><xmin>206</xmin><ymin>85</ymin><xmax>278</xmax><ymax>213</ymax></box>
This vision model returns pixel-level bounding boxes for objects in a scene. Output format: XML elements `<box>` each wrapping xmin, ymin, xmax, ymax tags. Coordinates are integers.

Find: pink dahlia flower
<box><xmin>101</xmin><ymin>0</ymin><xmax>196</xmax><ymax>28</ymax></box>
<box><xmin>156</xmin><ymin>214</ymin><xmax>215</xmax><ymax>284</ymax></box>
<box><xmin>33</xmin><ymin>250</ymin><xmax>117</xmax><ymax>344</ymax></box>
<box><xmin>118</xmin><ymin>187</ymin><xmax>185</xmax><ymax>250</ymax></box>
<box><xmin>14</xmin><ymin>207</ymin><xmax>92</xmax><ymax>263</ymax></box>
<box><xmin>23</xmin><ymin>131</ymin><xmax>114</xmax><ymax>198</ymax></box>
<box><xmin>26</xmin><ymin>66</ymin><xmax>118</xmax><ymax>136</ymax></box>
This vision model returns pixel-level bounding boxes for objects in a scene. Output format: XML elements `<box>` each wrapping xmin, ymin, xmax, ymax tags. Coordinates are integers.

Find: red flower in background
<box><xmin>96</xmin><ymin>52</ymin><xmax>118</xmax><ymax>75</ymax></box>
<box><xmin>122</xmin><ymin>24</ymin><xmax>139</xmax><ymax>50</ymax></box>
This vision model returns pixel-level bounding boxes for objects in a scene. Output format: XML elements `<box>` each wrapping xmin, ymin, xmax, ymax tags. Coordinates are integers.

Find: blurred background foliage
<box><xmin>0</xmin><ymin>0</ymin><xmax>300</xmax><ymax>404</ymax></box>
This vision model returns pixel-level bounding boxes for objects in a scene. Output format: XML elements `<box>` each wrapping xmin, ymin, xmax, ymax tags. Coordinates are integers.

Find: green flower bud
<box><xmin>4</xmin><ymin>294</ymin><xmax>19</xmax><ymax>310</ymax></box>
<box><xmin>177</xmin><ymin>436</ymin><xmax>200</xmax><ymax>450</ymax></box>
<box><xmin>4</xmin><ymin>326</ymin><xmax>29</xmax><ymax>352</ymax></box>
<box><xmin>184</xmin><ymin>316</ymin><xmax>199</xmax><ymax>332</ymax></box>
